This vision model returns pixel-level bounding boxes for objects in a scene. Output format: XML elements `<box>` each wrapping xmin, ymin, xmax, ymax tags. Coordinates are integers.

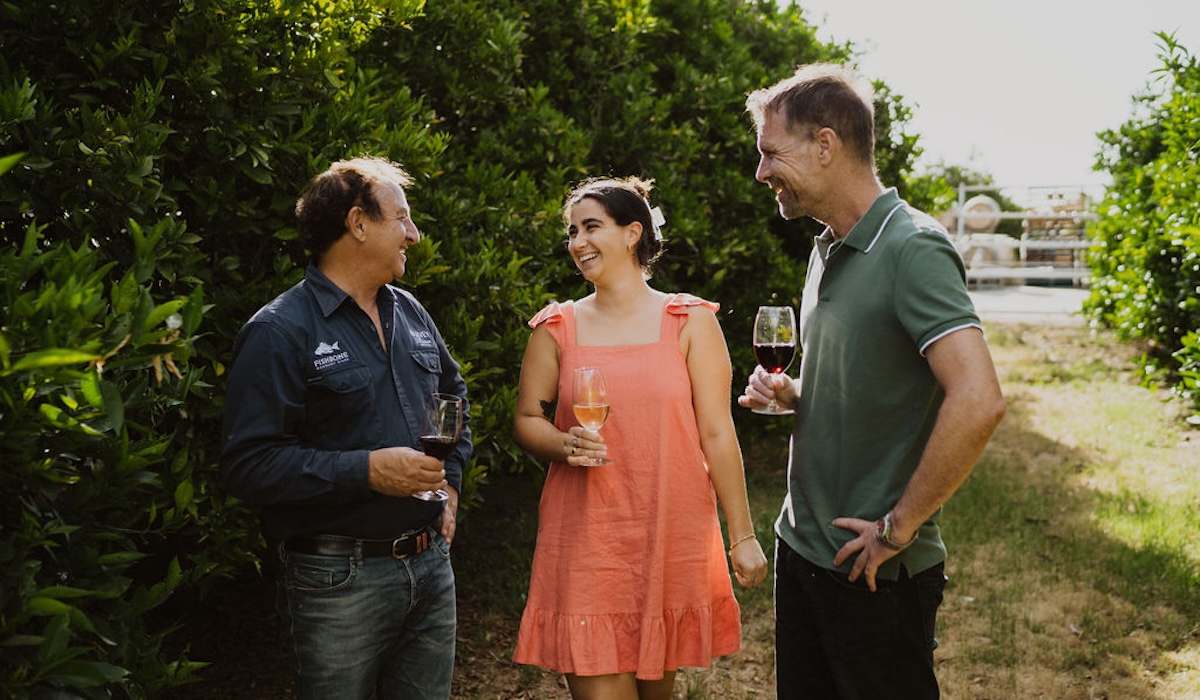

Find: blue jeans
<box><xmin>280</xmin><ymin>530</ymin><xmax>456</xmax><ymax>700</ymax></box>
<box><xmin>774</xmin><ymin>538</ymin><xmax>946</xmax><ymax>699</ymax></box>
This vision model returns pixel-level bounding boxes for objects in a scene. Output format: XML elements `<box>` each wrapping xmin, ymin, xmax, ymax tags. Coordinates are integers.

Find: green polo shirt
<box><xmin>776</xmin><ymin>187</ymin><xmax>981</xmax><ymax>580</ymax></box>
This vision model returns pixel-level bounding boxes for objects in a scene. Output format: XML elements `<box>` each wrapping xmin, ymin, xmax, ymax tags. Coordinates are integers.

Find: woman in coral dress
<box><xmin>512</xmin><ymin>177</ymin><xmax>768</xmax><ymax>699</ymax></box>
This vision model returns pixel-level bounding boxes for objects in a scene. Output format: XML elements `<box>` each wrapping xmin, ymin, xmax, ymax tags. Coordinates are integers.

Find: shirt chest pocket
<box><xmin>410</xmin><ymin>348</ymin><xmax>441</xmax><ymax>396</ymax></box>
<box><xmin>305</xmin><ymin>364</ymin><xmax>375</xmax><ymax>438</ymax></box>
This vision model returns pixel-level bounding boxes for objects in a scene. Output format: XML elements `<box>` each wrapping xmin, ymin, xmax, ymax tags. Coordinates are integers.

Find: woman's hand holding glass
<box><xmin>570</xmin><ymin>366</ymin><xmax>611</xmax><ymax>466</ymax></box>
<box><xmin>562</xmin><ymin>425</ymin><xmax>607</xmax><ymax>466</ymax></box>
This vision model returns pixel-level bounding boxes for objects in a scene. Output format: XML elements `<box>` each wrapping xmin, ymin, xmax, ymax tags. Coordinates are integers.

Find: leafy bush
<box><xmin>0</xmin><ymin>206</ymin><xmax>209</xmax><ymax>694</ymax></box>
<box><xmin>0</xmin><ymin>0</ymin><xmax>930</xmax><ymax>694</ymax></box>
<box><xmin>1087</xmin><ymin>32</ymin><xmax>1200</xmax><ymax>417</ymax></box>
<box><xmin>1</xmin><ymin>1</ymin><xmax>437</xmax><ymax>694</ymax></box>
<box><xmin>376</xmin><ymin>0</ymin><xmax>928</xmax><ymax>464</ymax></box>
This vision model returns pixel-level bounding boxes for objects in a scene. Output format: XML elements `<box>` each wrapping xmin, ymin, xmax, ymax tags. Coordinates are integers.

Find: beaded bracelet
<box><xmin>727</xmin><ymin>532</ymin><xmax>756</xmax><ymax>555</ymax></box>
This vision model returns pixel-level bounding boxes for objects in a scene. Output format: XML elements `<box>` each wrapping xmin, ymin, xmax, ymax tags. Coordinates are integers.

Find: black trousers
<box><xmin>774</xmin><ymin>538</ymin><xmax>946</xmax><ymax>700</ymax></box>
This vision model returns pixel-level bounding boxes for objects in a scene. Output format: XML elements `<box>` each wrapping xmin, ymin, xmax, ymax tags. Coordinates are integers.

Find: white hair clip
<box><xmin>649</xmin><ymin>205</ymin><xmax>666</xmax><ymax>241</ymax></box>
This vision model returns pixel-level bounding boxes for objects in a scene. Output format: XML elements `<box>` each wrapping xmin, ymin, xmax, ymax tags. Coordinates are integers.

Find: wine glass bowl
<box><xmin>571</xmin><ymin>367</ymin><xmax>610</xmax><ymax>465</ymax></box>
<box><xmin>752</xmin><ymin>306</ymin><xmax>797</xmax><ymax>416</ymax></box>
<box><xmin>414</xmin><ymin>393</ymin><xmax>462</xmax><ymax>501</ymax></box>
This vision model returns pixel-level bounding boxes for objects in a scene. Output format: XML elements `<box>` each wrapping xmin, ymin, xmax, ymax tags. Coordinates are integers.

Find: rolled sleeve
<box><xmin>220</xmin><ymin>322</ymin><xmax>373</xmax><ymax>506</ymax></box>
<box><xmin>894</xmin><ymin>230</ymin><xmax>982</xmax><ymax>355</ymax></box>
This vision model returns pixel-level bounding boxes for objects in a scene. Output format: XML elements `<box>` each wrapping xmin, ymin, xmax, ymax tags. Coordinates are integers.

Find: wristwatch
<box><xmin>875</xmin><ymin>511</ymin><xmax>918</xmax><ymax>551</ymax></box>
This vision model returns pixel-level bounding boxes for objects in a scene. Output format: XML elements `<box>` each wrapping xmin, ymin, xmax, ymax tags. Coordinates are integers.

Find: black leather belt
<box><xmin>285</xmin><ymin>530</ymin><xmax>433</xmax><ymax>559</ymax></box>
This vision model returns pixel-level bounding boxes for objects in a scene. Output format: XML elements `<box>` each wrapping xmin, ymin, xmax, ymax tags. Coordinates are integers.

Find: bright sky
<box><xmin>794</xmin><ymin>0</ymin><xmax>1200</xmax><ymax>188</ymax></box>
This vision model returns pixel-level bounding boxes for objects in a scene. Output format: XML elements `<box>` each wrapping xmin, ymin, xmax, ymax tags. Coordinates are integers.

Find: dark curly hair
<box><xmin>295</xmin><ymin>157</ymin><xmax>414</xmax><ymax>260</ymax></box>
<box><xmin>563</xmin><ymin>176</ymin><xmax>665</xmax><ymax>273</ymax></box>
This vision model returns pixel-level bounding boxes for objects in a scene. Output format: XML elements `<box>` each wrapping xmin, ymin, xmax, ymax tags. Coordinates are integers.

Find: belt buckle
<box><xmin>391</xmin><ymin>530</ymin><xmax>429</xmax><ymax>559</ymax></box>
<box><xmin>391</xmin><ymin>535</ymin><xmax>409</xmax><ymax>559</ymax></box>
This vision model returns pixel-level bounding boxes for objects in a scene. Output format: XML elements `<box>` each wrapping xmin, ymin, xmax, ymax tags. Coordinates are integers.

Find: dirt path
<box><xmin>968</xmin><ymin>285</ymin><xmax>1089</xmax><ymax>326</ymax></box>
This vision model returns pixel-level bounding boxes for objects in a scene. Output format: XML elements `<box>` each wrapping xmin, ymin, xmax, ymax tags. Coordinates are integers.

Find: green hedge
<box><xmin>1087</xmin><ymin>32</ymin><xmax>1200</xmax><ymax>418</ymax></box>
<box><xmin>0</xmin><ymin>0</ymin><xmax>930</xmax><ymax>694</ymax></box>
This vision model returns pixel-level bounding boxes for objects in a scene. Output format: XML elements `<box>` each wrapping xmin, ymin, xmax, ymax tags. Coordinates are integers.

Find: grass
<box><xmin>452</xmin><ymin>322</ymin><xmax>1200</xmax><ymax>699</ymax></box>
<box><xmin>932</xmin><ymin>324</ymin><xmax>1199</xmax><ymax>699</ymax></box>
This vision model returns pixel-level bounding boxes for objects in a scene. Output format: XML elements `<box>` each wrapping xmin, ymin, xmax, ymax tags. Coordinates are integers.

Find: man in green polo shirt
<box><xmin>738</xmin><ymin>64</ymin><xmax>1007</xmax><ymax>699</ymax></box>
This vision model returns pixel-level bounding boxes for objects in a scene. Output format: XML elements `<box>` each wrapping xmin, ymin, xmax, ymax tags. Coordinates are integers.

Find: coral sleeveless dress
<box><xmin>513</xmin><ymin>293</ymin><xmax>741</xmax><ymax>680</ymax></box>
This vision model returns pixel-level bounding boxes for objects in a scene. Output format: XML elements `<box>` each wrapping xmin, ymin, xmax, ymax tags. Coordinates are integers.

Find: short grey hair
<box><xmin>746</xmin><ymin>63</ymin><xmax>876</xmax><ymax>166</ymax></box>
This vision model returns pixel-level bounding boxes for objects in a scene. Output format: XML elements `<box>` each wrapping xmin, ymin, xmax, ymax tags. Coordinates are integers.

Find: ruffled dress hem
<box><xmin>513</xmin><ymin>595</ymin><xmax>741</xmax><ymax>680</ymax></box>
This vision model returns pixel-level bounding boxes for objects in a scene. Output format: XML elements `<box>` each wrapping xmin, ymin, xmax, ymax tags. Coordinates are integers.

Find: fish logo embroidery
<box><xmin>313</xmin><ymin>341</ymin><xmax>350</xmax><ymax>370</ymax></box>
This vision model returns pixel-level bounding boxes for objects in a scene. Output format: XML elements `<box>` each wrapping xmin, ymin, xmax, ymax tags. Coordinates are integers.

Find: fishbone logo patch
<box><xmin>313</xmin><ymin>340</ymin><xmax>350</xmax><ymax>370</ymax></box>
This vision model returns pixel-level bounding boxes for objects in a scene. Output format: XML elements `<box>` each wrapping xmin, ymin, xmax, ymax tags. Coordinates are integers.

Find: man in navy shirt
<box><xmin>221</xmin><ymin>157</ymin><xmax>472</xmax><ymax>699</ymax></box>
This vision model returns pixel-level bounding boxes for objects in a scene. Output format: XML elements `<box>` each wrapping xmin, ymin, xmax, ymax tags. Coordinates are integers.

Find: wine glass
<box><xmin>414</xmin><ymin>393</ymin><xmax>462</xmax><ymax>501</ymax></box>
<box><xmin>572</xmin><ymin>367</ymin><xmax>610</xmax><ymax>466</ymax></box>
<box><xmin>752</xmin><ymin>306</ymin><xmax>797</xmax><ymax>416</ymax></box>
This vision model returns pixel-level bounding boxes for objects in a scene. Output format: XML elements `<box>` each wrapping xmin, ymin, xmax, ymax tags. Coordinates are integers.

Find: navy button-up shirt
<box><xmin>220</xmin><ymin>264</ymin><xmax>472</xmax><ymax>542</ymax></box>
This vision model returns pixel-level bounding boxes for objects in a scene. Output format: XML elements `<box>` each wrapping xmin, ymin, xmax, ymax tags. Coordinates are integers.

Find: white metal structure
<box><xmin>949</xmin><ymin>184</ymin><xmax>1100</xmax><ymax>286</ymax></box>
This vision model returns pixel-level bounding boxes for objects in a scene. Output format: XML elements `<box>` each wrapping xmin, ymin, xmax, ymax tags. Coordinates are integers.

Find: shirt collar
<box><xmin>305</xmin><ymin>263</ymin><xmax>352</xmax><ymax>318</ymax></box>
<box><xmin>814</xmin><ymin>224</ymin><xmax>839</xmax><ymax>263</ymax></box>
<box><xmin>306</xmin><ymin>263</ymin><xmax>398</xmax><ymax>319</ymax></box>
<box><xmin>840</xmin><ymin>187</ymin><xmax>905</xmax><ymax>254</ymax></box>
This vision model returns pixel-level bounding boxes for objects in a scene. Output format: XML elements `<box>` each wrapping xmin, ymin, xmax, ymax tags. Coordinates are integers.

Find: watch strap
<box><xmin>876</xmin><ymin>511</ymin><xmax>917</xmax><ymax>551</ymax></box>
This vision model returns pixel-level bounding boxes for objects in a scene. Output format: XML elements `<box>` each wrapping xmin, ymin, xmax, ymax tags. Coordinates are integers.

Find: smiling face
<box><xmin>359</xmin><ymin>181</ymin><xmax>420</xmax><ymax>282</ymax></box>
<box><xmin>565</xmin><ymin>197</ymin><xmax>641</xmax><ymax>282</ymax></box>
<box><xmin>754</xmin><ymin>109</ymin><xmax>826</xmax><ymax>221</ymax></box>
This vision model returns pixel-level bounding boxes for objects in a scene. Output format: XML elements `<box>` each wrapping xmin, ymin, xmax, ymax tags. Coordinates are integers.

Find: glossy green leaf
<box><xmin>173</xmin><ymin>480</ymin><xmax>194</xmax><ymax>511</ymax></box>
<box><xmin>11</xmin><ymin>349</ymin><xmax>99</xmax><ymax>372</ymax></box>
<box><xmin>181</xmin><ymin>285</ymin><xmax>204</xmax><ymax>336</ymax></box>
<box><xmin>80</xmin><ymin>370</ymin><xmax>103</xmax><ymax>408</ymax></box>
<box><xmin>96</xmin><ymin>551</ymin><xmax>147</xmax><ymax>566</ymax></box>
<box><xmin>100</xmin><ymin>379</ymin><xmax>124</xmax><ymax>433</ymax></box>
<box><xmin>34</xmin><ymin>586</ymin><xmax>98</xmax><ymax>600</ymax></box>
<box><xmin>37</xmin><ymin>614</ymin><xmax>70</xmax><ymax>663</ymax></box>
<box><xmin>47</xmin><ymin>660</ymin><xmax>129</xmax><ymax>688</ymax></box>
<box><xmin>144</xmin><ymin>298</ymin><xmax>188</xmax><ymax>331</ymax></box>
<box><xmin>1</xmin><ymin>634</ymin><xmax>43</xmax><ymax>647</ymax></box>
<box><xmin>28</xmin><ymin>598</ymin><xmax>71</xmax><ymax>616</ymax></box>
<box><xmin>0</xmin><ymin>151</ymin><xmax>25</xmax><ymax>175</ymax></box>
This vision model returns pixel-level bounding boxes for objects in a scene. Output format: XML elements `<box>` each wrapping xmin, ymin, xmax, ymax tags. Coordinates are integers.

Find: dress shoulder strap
<box><xmin>662</xmin><ymin>292</ymin><xmax>720</xmax><ymax>340</ymax></box>
<box><xmin>528</xmin><ymin>301</ymin><xmax>563</xmax><ymax>329</ymax></box>
<box><xmin>664</xmin><ymin>293</ymin><xmax>719</xmax><ymax>316</ymax></box>
<box><xmin>528</xmin><ymin>300</ymin><xmax>576</xmax><ymax>348</ymax></box>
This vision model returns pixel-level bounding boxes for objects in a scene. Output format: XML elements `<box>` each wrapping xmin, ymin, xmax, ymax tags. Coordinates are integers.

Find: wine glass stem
<box><xmin>768</xmin><ymin>368</ymin><xmax>789</xmax><ymax>412</ymax></box>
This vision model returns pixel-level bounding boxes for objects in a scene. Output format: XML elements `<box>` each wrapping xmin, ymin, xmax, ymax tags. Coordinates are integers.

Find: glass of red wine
<box><xmin>753</xmin><ymin>305</ymin><xmax>797</xmax><ymax>416</ymax></box>
<box><xmin>414</xmin><ymin>393</ymin><xmax>462</xmax><ymax>501</ymax></box>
